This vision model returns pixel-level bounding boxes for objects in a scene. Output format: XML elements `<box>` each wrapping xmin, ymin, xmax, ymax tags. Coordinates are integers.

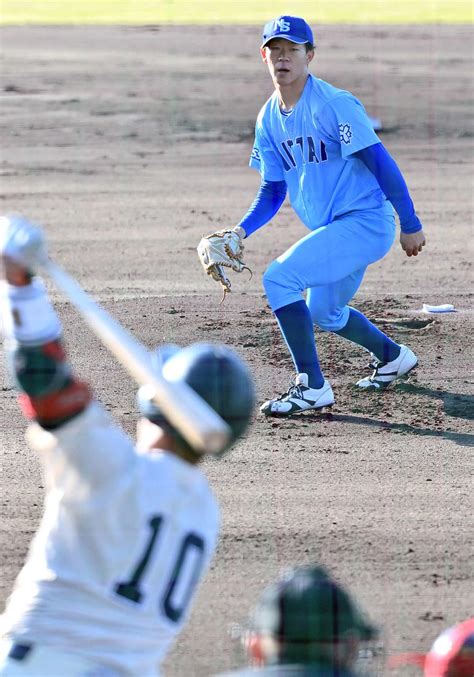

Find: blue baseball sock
<box><xmin>336</xmin><ymin>307</ymin><xmax>400</xmax><ymax>363</ymax></box>
<box><xmin>274</xmin><ymin>300</ymin><xmax>325</xmax><ymax>389</ymax></box>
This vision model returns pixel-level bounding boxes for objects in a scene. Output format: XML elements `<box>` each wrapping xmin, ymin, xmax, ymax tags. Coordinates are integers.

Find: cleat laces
<box><xmin>275</xmin><ymin>376</ymin><xmax>302</xmax><ymax>402</ymax></box>
<box><xmin>287</xmin><ymin>383</ymin><xmax>304</xmax><ymax>400</ymax></box>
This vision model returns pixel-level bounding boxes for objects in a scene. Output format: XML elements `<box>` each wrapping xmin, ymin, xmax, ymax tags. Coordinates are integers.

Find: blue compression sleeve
<box><xmin>354</xmin><ymin>143</ymin><xmax>423</xmax><ymax>234</ymax></box>
<box><xmin>236</xmin><ymin>180</ymin><xmax>287</xmax><ymax>237</ymax></box>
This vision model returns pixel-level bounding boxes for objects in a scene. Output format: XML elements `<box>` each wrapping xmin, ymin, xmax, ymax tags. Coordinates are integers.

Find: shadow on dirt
<box><xmin>395</xmin><ymin>383</ymin><xmax>474</xmax><ymax>421</ymax></box>
<box><xmin>298</xmin><ymin>410</ymin><xmax>473</xmax><ymax>448</ymax></box>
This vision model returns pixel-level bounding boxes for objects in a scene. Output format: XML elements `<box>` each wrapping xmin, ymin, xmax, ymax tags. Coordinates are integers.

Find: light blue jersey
<box><xmin>250</xmin><ymin>75</ymin><xmax>386</xmax><ymax>230</ymax></box>
<box><xmin>234</xmin><ymin>15</ymin><xmax>424</xmax><ymax>407</ymax></box>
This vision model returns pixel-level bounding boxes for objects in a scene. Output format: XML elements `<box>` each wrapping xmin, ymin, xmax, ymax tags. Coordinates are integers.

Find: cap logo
<box><xmin>261</xmin><ymin>16</ymin><xmax>314</xmax><ymax>48</ymax></box>
<box><xmin>273</xmin><ymin>18</ymin><xmax>290</xmax><ymax>33</ymax></box>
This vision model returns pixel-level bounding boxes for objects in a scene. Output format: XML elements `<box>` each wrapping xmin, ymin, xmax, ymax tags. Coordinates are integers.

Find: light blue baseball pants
<box><xmin>263</xmin><ymin>201</ymin><xmax>396</xmax><ymax>331</ymax></box>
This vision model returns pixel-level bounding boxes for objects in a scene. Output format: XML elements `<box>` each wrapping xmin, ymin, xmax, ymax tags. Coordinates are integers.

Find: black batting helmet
<box><xmin>136</xmin><ymin>343</ymin><xmax>255</xmax><ymax>455</ymax></box>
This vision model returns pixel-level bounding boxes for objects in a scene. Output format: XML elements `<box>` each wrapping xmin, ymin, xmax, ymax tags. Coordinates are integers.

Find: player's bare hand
<box><xmin>400</xmin><ymin>230</ymin><xmax>426</xmax><ymax>257</ymax></box>
<box><xmin>0</xmin><ymin>256</ymin><xmax>32</xmax><ymax>286</ymax></box>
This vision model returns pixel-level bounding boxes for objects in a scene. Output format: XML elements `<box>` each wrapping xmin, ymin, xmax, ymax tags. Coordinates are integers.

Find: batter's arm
<box><xmin>1</xmin><ymin>258</ymin><xmax>92</xmax><ymax>429</ymax></box>
<box><xmin>354</xmin><ymin>143</ymin><xmax>426</xmax><ymax>256</ymax></box>
<box><xmin>1</xmin><ymin>257</ymin><xmax>137</xmax><ymax>488</ymax></box>
<box><xmin>235</xmin><ymin>179</ymin><xmax>287</xmax><ymax>237</ymax></box>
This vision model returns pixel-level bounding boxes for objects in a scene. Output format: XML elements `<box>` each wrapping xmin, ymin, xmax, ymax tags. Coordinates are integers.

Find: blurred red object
<box><xmin>388</xmin><ymin>618</ymin><xmax>474</xmax><ymax>676</ymax></box>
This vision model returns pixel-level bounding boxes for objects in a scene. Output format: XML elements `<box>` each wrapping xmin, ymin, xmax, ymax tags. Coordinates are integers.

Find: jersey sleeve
<box><xmin>319</xmin><ymin>93</ymin><xmax>381</xmax><ymax>159</ymax></box>
<box><xmin>26</xmin><ymin>401</ymin><xmax>137</xmax><ymax>493</ymax></box>
<box><xmin>249</xmin><ymin>121</ymin><xmax>285</xmax><ymax>182</ymax></box>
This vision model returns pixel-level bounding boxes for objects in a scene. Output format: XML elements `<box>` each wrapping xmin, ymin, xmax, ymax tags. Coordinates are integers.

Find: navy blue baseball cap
<box><xmin>261</xmin><ymin>16</ymin><xmax>314</xmax><ymax>49</ymax></box>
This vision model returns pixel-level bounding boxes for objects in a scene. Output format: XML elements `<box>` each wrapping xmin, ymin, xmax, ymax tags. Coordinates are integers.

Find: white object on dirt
<box><xmin>421</xmin><ymin>303</ymin><xmax>456</xmax><ymax>313</ymax></box>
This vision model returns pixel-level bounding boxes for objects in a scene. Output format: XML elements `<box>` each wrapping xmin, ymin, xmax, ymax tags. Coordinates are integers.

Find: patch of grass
<box><xmin>1</xmin><ymin>0</ymin><xmax>472</xmax><ymax>25</ymax></box>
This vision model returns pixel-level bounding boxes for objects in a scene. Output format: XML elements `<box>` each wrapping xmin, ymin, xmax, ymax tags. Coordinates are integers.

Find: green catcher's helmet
<box><xmin>252</xmin><ymin>565</ymin><xmax>378</xmax><ymax>665</ymax></box>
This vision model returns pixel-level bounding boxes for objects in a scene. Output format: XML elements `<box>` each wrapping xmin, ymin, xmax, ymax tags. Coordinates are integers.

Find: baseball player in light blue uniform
<box><xmin>233</xmin><ymin>16</ymin><xmax>426</xmax><ymax>416</ymax></box>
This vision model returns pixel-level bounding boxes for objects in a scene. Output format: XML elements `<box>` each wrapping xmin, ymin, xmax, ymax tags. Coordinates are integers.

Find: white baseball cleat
<box><xmin>260</xmin><ymin>373</ymin><xmax>334</xmax><ymax>417</ymax></box>
<box><xmin>367</xmin><ymin>351</ymin><xmax>381</xmax><ymax>369</ymax></box>
<box><xmin>356</xmin><ymin>344</ymin><xmax>417</xmax><ymax>389</ymax></box>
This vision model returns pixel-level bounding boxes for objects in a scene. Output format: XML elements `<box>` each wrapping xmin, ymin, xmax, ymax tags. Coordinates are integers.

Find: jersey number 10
<box><xmin>115</xmin><ymin>515</ymin><xmax>206</xmax><ymax>623</ymax></box>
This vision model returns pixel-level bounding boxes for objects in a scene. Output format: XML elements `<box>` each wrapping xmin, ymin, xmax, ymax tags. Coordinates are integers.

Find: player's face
<box><xmin>136</xmin><ymin>417</ymin><xmax>163</xmax><ymax>452</ymax></box>
<box><xmin>261</xmin><ymin>39</ymin><xmax>314</xmax><ymax>87</ymax></box>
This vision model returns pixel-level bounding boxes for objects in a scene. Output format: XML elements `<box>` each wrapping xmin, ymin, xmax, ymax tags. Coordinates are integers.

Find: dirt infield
<box><xmin>1</xmin><ymin>24</ymin><xmax>472</xmax><ymax>676</ymax></box>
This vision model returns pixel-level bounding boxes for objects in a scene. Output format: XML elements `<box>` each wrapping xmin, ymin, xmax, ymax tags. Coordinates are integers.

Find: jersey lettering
<box><xmin>320</xmin><ymin>139</ymin><xmax>328</xmax><ymax>161</ymax></box>
<box><xmin>281</xmin><ymin>141</ymin><xmax>296</xmax><ymax>169</ymax></box>
<box><xmin>307</xmin><ymin>136</ymin><xmax>319</xmax><ymax>164</ymax></box>
<box><xmin>115</xmin><ymin>516</ymin><xmax>163</xmax><ymax>604</ymax></box>
<box><xmin>279</xmin><ymin>136</ymin><xmax>328</xmax><ymax>171</ymax></box>
<box><xmin>115</xmin><ymin>515</ymin><xmax>206</xmax><ymax>623</ymax></box>
<box><xmin>295</xmin><ymin>136</ymin><xmax>305</xmax><ymax>159</ymax></box>
<box><xmin>162</xmin><ymin>533</ymin><xmax>205</xmax><ymax>622</ymax></box>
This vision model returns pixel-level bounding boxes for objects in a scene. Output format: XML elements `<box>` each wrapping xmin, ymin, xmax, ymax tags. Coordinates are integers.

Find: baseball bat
<box><xmin>39</xmin><ymin>259</ymin><xmax>231</xmax><ymax>454</ymax></box>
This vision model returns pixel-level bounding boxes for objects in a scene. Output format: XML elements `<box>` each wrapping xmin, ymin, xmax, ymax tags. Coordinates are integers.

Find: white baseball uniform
<box><xmin>0</xmin><ymin>402</ymin><xmax>219</xmax><ymax>676</ymax></box>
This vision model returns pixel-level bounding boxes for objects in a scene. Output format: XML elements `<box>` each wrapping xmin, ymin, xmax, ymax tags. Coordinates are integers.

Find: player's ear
<box><xmin>306</xmin><ymin>48</ymin><xmax>315</xmax><ymax>65</ymax></box>
<box><xmin>260</xmin><ymin>47</ymin><xmax>268</xmax><ymax>64</ymax></box>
